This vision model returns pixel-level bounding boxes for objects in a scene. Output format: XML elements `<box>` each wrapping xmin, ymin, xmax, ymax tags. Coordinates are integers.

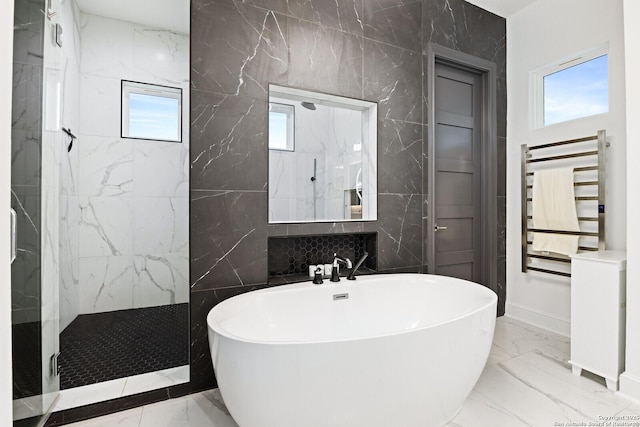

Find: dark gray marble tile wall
<box><xmin>189</xmin><ymin>0</ymin><xmax>507</xmax><ymax>391</ymax></box>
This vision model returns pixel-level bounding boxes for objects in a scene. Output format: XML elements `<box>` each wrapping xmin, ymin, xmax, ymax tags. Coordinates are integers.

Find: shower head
<box><xmin>301</xmin><ymin>101</ymin><xmax>316</xmax><ymax>111</ymax></box>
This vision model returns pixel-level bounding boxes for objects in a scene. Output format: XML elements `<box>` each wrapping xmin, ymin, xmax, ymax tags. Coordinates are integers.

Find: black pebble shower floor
<box><xmin>59</xmin><ymin>303</ymin><xmax>189</xmax><ymax>390</ymax></box>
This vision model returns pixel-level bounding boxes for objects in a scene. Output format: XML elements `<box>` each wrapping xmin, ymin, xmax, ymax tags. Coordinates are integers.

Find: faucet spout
<box><xmin>333</xmin><ymin>253</ymin><xmax>352</xmax><ymax>269</ymax></box>
<box><xmin>347</xmin><ymin>252</ymin><xmax>368</xmax><ymax>280</ymax></box>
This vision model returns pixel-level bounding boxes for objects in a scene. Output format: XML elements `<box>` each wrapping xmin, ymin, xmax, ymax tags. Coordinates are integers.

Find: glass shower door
<box><xmin>11</xmin><ymin>0</ymin><xmax>60</xmax><ymax>424</ymax></box>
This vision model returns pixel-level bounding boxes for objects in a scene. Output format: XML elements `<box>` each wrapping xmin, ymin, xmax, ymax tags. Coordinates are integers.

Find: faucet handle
<box><xmin>312</xmin><ymin>266</ymin><xmax>324</xmax><ymax>284</ymax></box>
<box><xmin>347</xmin><ymin>252</ymin><xmax>368</xmax><ymax>280</ymax></box>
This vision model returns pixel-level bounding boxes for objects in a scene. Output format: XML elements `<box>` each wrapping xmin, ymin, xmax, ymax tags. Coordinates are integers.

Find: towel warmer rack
<box><xmin>521</xmin><ymin>130</ymin><xmax>607</xmax><ymax>277</ymax></box>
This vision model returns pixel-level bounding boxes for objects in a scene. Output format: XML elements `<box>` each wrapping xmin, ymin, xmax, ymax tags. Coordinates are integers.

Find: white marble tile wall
<box><xmin>58</xmin><ymin>0</ymin><xmax>83</xmax><ymax>331</ymax></box>
<box><xmin>75</xmin><ymin>13</ymin><xmax>189</xmax><ymax>315</ymax></box>
<box><xmin>268</xmin><ymin>152</ymin><xmax>296</xmax><ymax>220</ymax></box>
<box><xmin>132</xmin><ymin>198</ymin><xmax>189</xmax><ymax>254</ymax></box>
<box><xmin>40</xmin><ymin>0</ymin><xmax>82</xmax><ymax>407</ymax></box>
<box><xmin>132</xmin><ymin>141</ymin><xmax>189</xmax><ymax>198</ymax></box>
<box><xmin>59</xmin><ymin>194</ymin><xmax>80</xmax><ymax>331</ymax></box>
<box><xmin>132</xmin><ymin>253</ymin><xmax>189</xmax><ymax>308</ymax></box>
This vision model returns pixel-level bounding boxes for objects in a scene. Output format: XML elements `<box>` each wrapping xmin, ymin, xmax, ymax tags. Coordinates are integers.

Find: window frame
<box><xmin>532</xmin><ymin>45</ymin><xmax>609</xmax><ymax>128</ymax></box>
<box><xmin>121</xmin><ymin>80</ymin><xmax>183</xmax><ymax>143</ymax></box>
<box><xmin>268</xmin><ymin>102</ymin><xmax>295</xmax><ymax>152</ymax></box>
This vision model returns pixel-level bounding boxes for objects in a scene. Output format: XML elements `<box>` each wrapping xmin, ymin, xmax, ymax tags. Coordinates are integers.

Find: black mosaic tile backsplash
<box><xmin>268</xmin><ymin>233</ymin><xmax>377</xmax><ymax>277</ymax></box>
<box><xmin>59</xmin><ymin>304</ymin><xmax>189</xmax><ymax>389</ymax></box>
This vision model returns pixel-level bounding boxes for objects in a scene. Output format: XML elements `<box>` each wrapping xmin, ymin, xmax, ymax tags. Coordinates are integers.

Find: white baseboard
<box><xmin>505</xmin><ymin>302</ymin><xmax>571</xmax><ymax>337</ymax></box>
<box><xmin>620</xmin><ymin>372</ymin><xmax>640</xmax><ymax>403</ymax></box>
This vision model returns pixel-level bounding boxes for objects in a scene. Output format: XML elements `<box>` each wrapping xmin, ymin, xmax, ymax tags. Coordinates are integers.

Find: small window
<box><xmin>268</xmin><ymin>103</ymin><xmax>294</xmax><ymax>151</ymax></box>
<box><xmin>121</xmin><ymin>80</ymin><xmax>182</xmax><ymax>142</ymax></box>
<box><xmin>535</xmin><ymin>48</ymin><xmax>608</xmax><ymax>127</ymax></box>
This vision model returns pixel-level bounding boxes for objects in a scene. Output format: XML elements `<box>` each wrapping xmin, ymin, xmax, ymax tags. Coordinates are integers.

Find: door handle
<box><xmin>10</xmin><ymin>208</ymin><xmax>17</xmax><ymax>264</ymax></box>
<box><xmin>434</xmin><ymin>224</ymin><xmax>448</xmax><ymax>232</ymax></box>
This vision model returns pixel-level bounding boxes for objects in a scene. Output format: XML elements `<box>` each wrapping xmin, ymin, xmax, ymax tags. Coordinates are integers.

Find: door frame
<box><xmin>426</xmin><ymin>43</ymin><xmax>498</xmax><ymax>289</ymax></box>
<box><xmin>1</xmin><ymin>2</ymin><xmax>15</xmax><ymax>424</ymax></box>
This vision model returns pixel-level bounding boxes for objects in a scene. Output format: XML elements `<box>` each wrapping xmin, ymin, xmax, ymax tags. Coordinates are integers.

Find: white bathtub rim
<box><xmin>208</xmin><ymin>273</ymin><xmax>497</xmax><ymax>346</ymax></box>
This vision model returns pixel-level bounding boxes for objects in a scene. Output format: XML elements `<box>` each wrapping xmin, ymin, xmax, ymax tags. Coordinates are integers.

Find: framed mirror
<box><xmin>268</xmin><ymin>85</ymin><xmax>377</xmax><ymax>223</ymax></box>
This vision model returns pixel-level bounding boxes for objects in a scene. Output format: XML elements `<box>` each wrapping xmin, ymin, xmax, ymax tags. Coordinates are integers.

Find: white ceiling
<box><xmin>463</xmin><ymin>0</ymin><xmax>538</xmax><ymax>17</ymax></box>
<box><xmin>75</xmin><ymin>0</ymin><xmax>189</xmax><ymax>34</ymax></box>
<box><xmin>72</xmin><ymin>0</ymin><xmax>532</xmax><ymax>40</ymax></box>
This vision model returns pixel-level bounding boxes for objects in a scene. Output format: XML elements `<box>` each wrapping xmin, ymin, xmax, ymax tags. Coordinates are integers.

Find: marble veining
<box><xmin>11</xmin><ymin>63</ymin><xmax>42</xmax><ymax>131</ymax></box>
<box><xmin>80</xmin><ymin>256</ymin><xmax>134</xmax><ymax>313</ymax></box>
<box><xmin>64</xmin><ymin>318</ymin><xmax>640</xmax><ymax>427</ymax></box>
<box><xmin>134</xmin><ymin>27</ymin><xmax>189</xmax><ymax>86</ymax></box>
<box><xmin>11</xmin><ymin>188</ymin><xmax>39</xmax><ymax>240</ymax></box>
<box><xmin>190</xmin><ymin>191</ymin><xmax>268</xmax><ymax>291</ymax></box>
<box><xmin>79</xmin><ymin>196</ymin><xmax>132</xmax><ymax>257</ymax></box>
<box><xmin>190</xmin><ymin>0</ymin><xmax>506</xmax><ymax>292</ymax></box>
<box><xmin>191</xmin><ymin>92</ymin><xmax>267</xmax><ymax>191</ymax></box>
<box><xmin>57</xmin><ymin>7</ymin><xmax>191</xmax><ymax>317</ymax></box>
<box><xmin>11</xmin><ymin>130</ymin><xmax>41</xmax><ymax>187</ymax></box>
<box><xmin>377</xmin><ymin>119</ymin><xmax>423</xmax><ymax>194</ymax></box>
<box><xmin>133</xmin><ymin>197</ymin><xmax>189</xmax><ymax>254</ymax></box>
<box><xmin>363</xmin><ymin>0</ymin><xmax>422</xmax><ymax>54</ymax></box>
<box><xmin>376</xmin><ymin>193</ymin><xmax>422</xmax><ymax>269</ymax></box>
<box><xmin>133</xmin><ymin>254</ymin><xmax>189</xmax><ymax>307</ymax></box>
<box><xmin>234</xmin><ymin>10</ymin><xmax>286</xmax><ymax>96</ymax></box>
<box><xmin>79</xmin><ymin>137</ymin><xmax>133</xmax><ymax>197</ymax></box>
<box><xmin>422</xmin><ymin>0</ymin><xmax>506</xmax><ymax>72</ymax></box>
<box><xmin>183</xmin><ymin>0</ymin><xmax>508</xmax><ymax>404</ymax></box>
<box><xmin>133</xmin><ymin>141</ymin><xmax>189</xmax><ymax>198</ymax></box>
<box><xmin>191</xmin><ymin>0</ymin><xmax>289</xmax><ymax>99</ymax></box>
<box><xmin>288</xmin><ymin>18</ymin><xmax>363</xmax><ymax>99</ymax></box>
<box><xmin>285</xmin><ymin>0</ymin><xmax>364</xmax><ymax>35</ymax></box>
<box><xmin>12</xmin><ymin>0</ymin><xmax>45</xmax><ymax>67</ymax></box>
<box><xmin>364</xmin><ymin>39</ymin><xmax>422</xmax><ymax>123</ymax></box>
<box><xmin>56</xmin><ymin>0</ymin><xmax>82</xmax><ymax>330</ymax></box>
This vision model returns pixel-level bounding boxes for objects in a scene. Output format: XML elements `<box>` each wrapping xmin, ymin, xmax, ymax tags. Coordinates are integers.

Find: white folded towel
<box><xmin>531</xmin><ymin>168</ymin><xmax>580</xmax><ymax>256</ymax></box>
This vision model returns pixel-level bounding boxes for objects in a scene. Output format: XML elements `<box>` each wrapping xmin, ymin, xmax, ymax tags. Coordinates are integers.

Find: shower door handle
<box><xmin>434</xmin><ymin>224</ymin><xmax>448</xmax><ymax>232</ymax></box>
<box><xmin>10</xmin><ymin>208</ymin><xmax>17</xmax><ymax>264</ymax></box>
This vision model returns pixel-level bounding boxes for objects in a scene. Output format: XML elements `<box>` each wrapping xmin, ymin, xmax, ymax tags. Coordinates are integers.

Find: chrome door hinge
<box><xmin>41</xmin><ymin>0</ymin><xmax>56</xmax><ymax>21</ymax></box>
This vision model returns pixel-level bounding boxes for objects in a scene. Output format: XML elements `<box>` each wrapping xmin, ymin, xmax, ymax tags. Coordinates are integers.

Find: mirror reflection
<box><xmin>268</xmin><ymin>85</ymin><xmax>377</xmax><ymax>223</ymax></box>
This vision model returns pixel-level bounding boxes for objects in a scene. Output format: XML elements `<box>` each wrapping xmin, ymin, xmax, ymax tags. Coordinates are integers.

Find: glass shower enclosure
<box><xmin>11</xmin><ymin>0</ymin><xmax>60</xmax><ymax>424</ymax></box>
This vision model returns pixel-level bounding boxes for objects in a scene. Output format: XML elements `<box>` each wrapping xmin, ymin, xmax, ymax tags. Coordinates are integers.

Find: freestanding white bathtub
<box><xmin>207</xmin><ymin>273</ymin><xmax>497</xmax><ymax>427</ymax></box>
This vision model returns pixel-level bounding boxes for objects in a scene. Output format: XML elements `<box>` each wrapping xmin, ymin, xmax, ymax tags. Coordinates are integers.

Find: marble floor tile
<box><xmin>62</xmin><ymin>317</ymin><xmax>640</xmax><ymax>427</ymax></box>
<box><xmin>444</xmin><ymin>390</ymin><xmax>530</xmax><ymax>427</ymax></box>
<box><xmin>617</xmin><ymin>401</ymin><xmax>640</xmax><ymax>417</ymax></box>
<box><xmin>498</xmin><ymin>354</ymin><xmax>628</xmax><ymax>420</ymax></box>
<box><xmin>138</xmin><ymin>390</ymin><xmax>238</xmax><ymax>427</ymax></box>
<box><xmin>492</xmin><ymin>316</ymin><xmax>567</xmax><ymax>357</ymax></box>
<box><xmin>53</xmin><ymin>366</ymin><xmax>189</xmax><ymax>412</ymax></box>
<box><xmin>122</xmin><ymin>365</ymin><xmax>189</xmax><ymax>397</ymax></box>
<box><xmin>53</xmin><ymin>378</ymin><xmax>127</xmax><ymax>412</ymax></box>
<box><xmin>472</xmin><ymin>364</ymin><xmax>598</xmax><ymax>425</ymax></box>
<box><xmin>534</xmin><ymin>338</ymin><xmax>571</xmax><ymax>365</ymax></box>
<box><xmin>486</xmin><ymin>343</ymin><xmax>515</xmax><ymax>366</ymax></box>
<box><xmin>64</xmin><ymin>407</ymin><xmax>142</xmax><ymax>427</ymax></box>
